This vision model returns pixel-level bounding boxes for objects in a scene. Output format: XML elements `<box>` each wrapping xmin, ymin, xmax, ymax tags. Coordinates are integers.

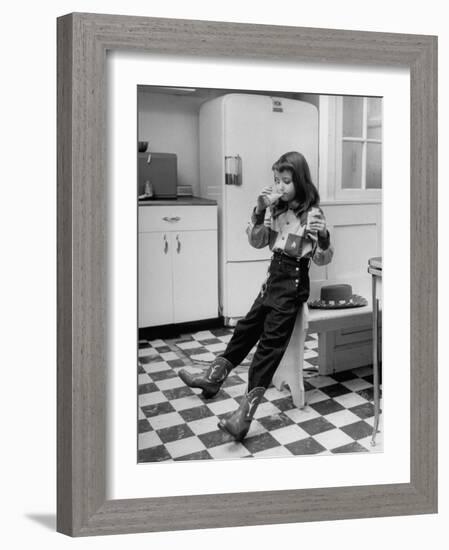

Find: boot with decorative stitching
<box><xmin>217</xmin><ymin>386</ymin><xmax>265</xmax><ymax>441</ymax></box>
<box><xmin>178</xmin><ymin>356</ymin><xmax>234</xmax><ymax>399</ymax></box>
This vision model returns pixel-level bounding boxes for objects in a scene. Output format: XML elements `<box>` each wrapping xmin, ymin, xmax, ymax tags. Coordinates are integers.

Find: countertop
<box><xmin>138</xmin><ymin>196</ymin><xmax>217</xmax><ymax>206</ymax></box>
<box><xmin>368</xmin><ymin>256</ymin><xmax>382</xmax><ymax>276</ymax></box>
<box><xmin>368</xmin><ymin>256</ymin><xmax>382</xmax><ymax>269</ymax></box>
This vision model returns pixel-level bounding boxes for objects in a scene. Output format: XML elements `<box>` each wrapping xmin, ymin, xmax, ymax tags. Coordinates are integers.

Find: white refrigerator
<box><xmin>199</xmin><ymin>93</ymin><xmax>318</xmax><ymax>325</ymax></box>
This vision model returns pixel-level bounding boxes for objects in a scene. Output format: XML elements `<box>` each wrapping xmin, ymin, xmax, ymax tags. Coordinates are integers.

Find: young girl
<box><xmin>179</xmin><ymin>151</ymin><xmax>334</xmax><ymax>441</ymax></box>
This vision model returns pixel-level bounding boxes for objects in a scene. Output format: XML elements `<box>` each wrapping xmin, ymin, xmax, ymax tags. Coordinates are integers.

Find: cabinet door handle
<box><xmin>176</xmin><ymin>234</ymin><xmax>181</xmax><ymax>253</ymax></box>
<box><xmin>162</xmin><ymin>216</ymin><xmax>181</xmax><ymax>223</ymax></box>
<box><xmin>163</xmin><ymin>234</ymin><xmax>168</xmax><ymax>254</ymax></box>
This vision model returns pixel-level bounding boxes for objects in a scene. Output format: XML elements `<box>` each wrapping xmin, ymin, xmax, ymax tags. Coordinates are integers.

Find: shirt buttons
<box><xmin>296</xmin><ymin>267</ymin><xmax>299</xmax><ymax>271</ymax></box>
<box><xmin>295</xmin><ymin>279</ymin><xmax>299</xmax><ymax>283</ymax></box>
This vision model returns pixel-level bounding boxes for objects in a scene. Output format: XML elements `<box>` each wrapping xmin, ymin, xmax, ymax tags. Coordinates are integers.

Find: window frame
<box><xmin>335</xmin><ymin>95</ymin><xmax>382</xmax><ymax>200</ymax></box>
<box><xmin>318</xmin><ymin>95</ymin><xmax>382</xmax><ymax>203</ymax></box>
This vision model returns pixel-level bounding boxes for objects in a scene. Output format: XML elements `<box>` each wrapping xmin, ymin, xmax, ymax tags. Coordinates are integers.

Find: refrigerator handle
<box><xmin>225</xmin><ymin>155</ymin><xmax>242</xmax><ymax>186</ymax></box>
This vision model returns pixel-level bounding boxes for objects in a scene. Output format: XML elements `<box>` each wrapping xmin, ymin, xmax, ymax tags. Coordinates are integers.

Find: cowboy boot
<box><xmin>178</xmin><ymin>356</ymin><xmax>234</xmax><ymax>399</ymax></box>
<box><xmin>217</xmin><ymin>386</ymin><xmax>265</xmax><ymax>441</ymax></box>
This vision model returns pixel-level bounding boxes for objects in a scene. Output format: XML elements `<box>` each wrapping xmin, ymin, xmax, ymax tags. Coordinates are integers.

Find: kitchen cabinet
<box><xmin>139</xmin><ymin>232</ymin><xmax>173</xmax><ymax>327</ymax></box>
<box><xmin>138</xmin><ymin>203</ymin><xmax>218</xmax><ymax>328</ymax></box>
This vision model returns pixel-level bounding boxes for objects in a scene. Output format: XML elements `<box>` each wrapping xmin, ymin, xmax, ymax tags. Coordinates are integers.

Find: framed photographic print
<box><xmin>57</xmin><ymin>12</ymin><xmax>437</xmax><ymax>536</ymax></box>
<box><xmin>135</xmin><ymin>86</ymin><xmax>383</xmax><ymax>465</ymax></box>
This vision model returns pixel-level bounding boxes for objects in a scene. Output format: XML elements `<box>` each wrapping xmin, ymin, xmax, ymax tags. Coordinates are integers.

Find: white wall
<box><xmin>1</xmin><ymin>1</ymin><xmax>446</xmax><ymax>550</ymax></box>
<box><xmin>138</xmin><ymin>92</ymin><xmax>203</xmax><ymax>190</ymax></box>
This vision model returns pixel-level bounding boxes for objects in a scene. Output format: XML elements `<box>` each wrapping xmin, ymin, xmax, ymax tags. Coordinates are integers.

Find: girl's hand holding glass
<box><xmin>256</xmin><ymin>186</ymin><xmax>282</xmax><ymax>213</ymax></box>
<box><xmin>307</xmin><ymin>210</ymin><xmax>327</xmax><ymax>237</ymax></box>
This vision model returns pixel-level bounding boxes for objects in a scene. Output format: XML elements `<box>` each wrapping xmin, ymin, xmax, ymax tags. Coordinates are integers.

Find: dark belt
<box><xmin>272</xmin><ymin>250</ymin><xmax>311</xmax><ymax>269</ymax></box>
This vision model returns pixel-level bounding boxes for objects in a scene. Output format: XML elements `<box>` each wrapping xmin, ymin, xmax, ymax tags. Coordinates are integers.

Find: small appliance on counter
<box><xmin>138</xmin><ymin>152</ymin><xmax>178</xmax><ymax>199</ymax></box>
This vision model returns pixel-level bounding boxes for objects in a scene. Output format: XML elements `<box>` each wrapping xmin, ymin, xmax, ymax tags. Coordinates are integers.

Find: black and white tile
<box><xmin>138</xmin><ymin>328</ymin><xmax>382</xmax><ymax>462</ymax></box>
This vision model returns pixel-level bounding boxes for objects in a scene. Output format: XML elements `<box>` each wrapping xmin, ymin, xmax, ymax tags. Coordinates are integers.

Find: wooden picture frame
<box><xmin>57</xmin><ymin>12</ymin><xmax>438</xmax><ymax>536</ymax></box>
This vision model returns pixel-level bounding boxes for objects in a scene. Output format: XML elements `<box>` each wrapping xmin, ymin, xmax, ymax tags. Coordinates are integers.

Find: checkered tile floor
<box><xmin>138</xmin><ymin>328</ymin><xmax>383</xmax><ymax>462</ymax></box>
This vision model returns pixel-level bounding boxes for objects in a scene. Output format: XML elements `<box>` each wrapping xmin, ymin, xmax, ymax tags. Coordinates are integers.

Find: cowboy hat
<box><xmin>308</xmin><ymin>284</ymin><xmax>368</xmax><ymax>309</ymax></box>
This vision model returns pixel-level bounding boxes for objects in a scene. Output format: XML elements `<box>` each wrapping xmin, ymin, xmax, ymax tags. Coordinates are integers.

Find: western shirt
<box><xmin>246</xmin><ymin>204</ymin><xmax>334</xmax><ymax>266</ymax></box>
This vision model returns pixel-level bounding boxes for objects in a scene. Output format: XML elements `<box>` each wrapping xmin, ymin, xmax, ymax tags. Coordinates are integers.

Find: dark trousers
<box><xmin>222</xmin><ymin>253</ymin><xmax>310</xmax><ymax>391</ymax></box>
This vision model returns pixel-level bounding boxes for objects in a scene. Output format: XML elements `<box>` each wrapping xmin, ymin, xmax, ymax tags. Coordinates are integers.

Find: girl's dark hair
<box><xmin>271</xmin><ymin>151</ymin><xmax>320</xmax><ymax>216</ymax></box>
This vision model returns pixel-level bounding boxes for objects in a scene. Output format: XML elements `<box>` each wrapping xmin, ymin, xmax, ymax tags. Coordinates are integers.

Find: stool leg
<box><xmin>371</xmin><ymin>294</ymin><xmax>381</xmax><ymax>447</ymax></box>
<box><xmin>273</xmin><ymin>313</ymin><xmax>307</xmax><ymax>409</ymax></box>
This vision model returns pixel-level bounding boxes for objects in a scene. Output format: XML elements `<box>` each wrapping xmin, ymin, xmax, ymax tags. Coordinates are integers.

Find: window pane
<box><xmin>343</xmin><ymin>96</ymin><xmax>363</xmax><ymax>137</ymax></box>
<box><xmin>367</xmin><ymin>97</ymin><xmax>382</xmax><ymax>140</ymax></box>
<box><xmin>366</xmin><ymin>143</ymin><xmax>382</xmax><ymax>189</ymax></box>
<box><xmin>342</xmin><ymin>141</ymin><xmax>363</xmax><ymax>189</ymax></box>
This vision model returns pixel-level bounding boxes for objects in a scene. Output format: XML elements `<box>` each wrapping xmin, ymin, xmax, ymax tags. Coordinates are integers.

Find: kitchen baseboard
<box><xmin>139</xmin><ymin>317</ymin><xmax>224</xmax><ymax>341</ymax></box>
